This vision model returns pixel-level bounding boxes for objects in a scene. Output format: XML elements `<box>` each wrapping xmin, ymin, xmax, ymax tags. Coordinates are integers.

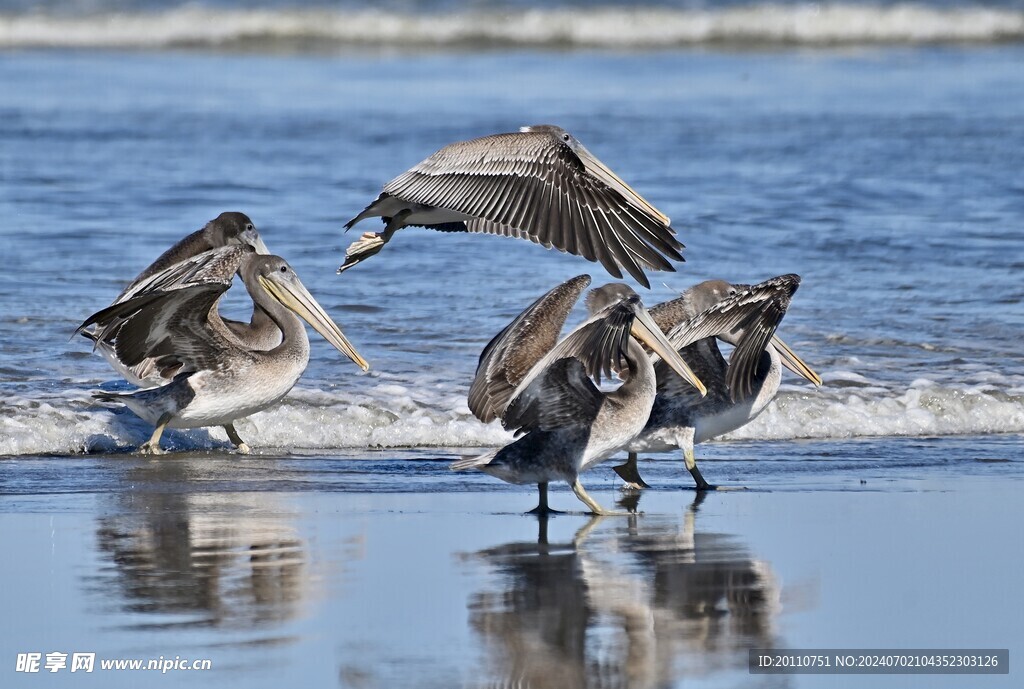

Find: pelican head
<box><xmin>687</xmin><ymin>279</ymin><xmax>749</xmax><ymax>314</ymax></box>
<box><xmin>209</xmin><ymin>211</ymin><xmax>271</xmax><ymax>255</ymax></box>
<box><xmin>251</xmin><ymin>256</ymin><xmax>369</xmax><ymax>371</ymax></box>
<box><xmin>586</xmin><ymin>283</ymin><xmax>707</xmax><ymax>396</ymax></box>
<box><xmin>520</xmin><ymin>124</ymin><xmax>670</xmax><ymax>225</ymax></box>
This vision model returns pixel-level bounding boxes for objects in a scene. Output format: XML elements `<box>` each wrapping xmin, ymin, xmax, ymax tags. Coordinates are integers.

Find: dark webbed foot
<box><xmin>688</xmin><ymin>464</ymin><xmax>745</xmax><ymax>491</ymax></box>
<box><xmin>613</xmin><ymin>453</ymin><xmax>650</xmax><ymax>490</ymax></box>
<box><xmin>526</xmin><ymin>505</ymin><xmax>566</xmax><ymax>516</ymax></box>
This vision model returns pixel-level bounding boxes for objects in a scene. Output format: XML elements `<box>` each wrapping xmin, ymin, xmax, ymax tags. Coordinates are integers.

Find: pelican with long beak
<box><xmin>615</xmin><ymin>274</ymin><xmax>822</xmax><ymax>490</ymax></box>
<box><xmin>76</xmin><ymin>246</ymin><xmax>368</xmax><ymax>454</ymax></box>
<box><xmin>79</xmin><ymin>211</ymin><xmax>278</xmax><ymax>387</ymax></box>
<box><xmin>342</xmin><ymin>125</ymin><xmax>684</xmax><ymax>288</ymax></box>
<box><xmin>452</xmin><ymin>276</ymin><xmax>706</xmax><ymax>515</ymax></box>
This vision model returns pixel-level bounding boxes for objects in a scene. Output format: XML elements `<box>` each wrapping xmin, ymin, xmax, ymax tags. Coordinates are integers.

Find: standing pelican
<box><xmin>452</xmin><ymin>276</ymin><xmax>706</xmax><ymax>515</ymax></box>
<box><xmin>76</xmin><ymin>246</ymin><xmax>368</xmax><ymax>454</ymax></box>
<box><xmin>615</xmin><ymin>275</ymin><xmax>822</xmax><ymax>490</ymax></box>
<box><xmin>80</xmin><ymin>211</ymin><xmax>278</xmax><ymax>387</ymax></box>
<box><xmin>342</xmin><ymin>125</ymin><xmax>684</xmax><ymax>287</ymax></box>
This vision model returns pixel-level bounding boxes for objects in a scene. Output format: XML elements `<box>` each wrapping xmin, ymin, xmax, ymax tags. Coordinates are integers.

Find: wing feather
<box><xmin>77</xmin><ymin>247</ymin><xmax>253</xmax><ymax>382</ymax></box>
<box><xmin>502</xmin><ymin>358</ymin><xmax>603</xmax><ymax>434</ymax></box>
<box><xmin>508</xmin><ymin>297</ymin><xmax>635</xmax><ymax>416</ymax></box>
<box><xmin>661</xmin><ymin>274</ymin><xmax>801</xmax><ymax>401</ymax></box>
<box><xmin>468</xmin><ymin>275</ymin><xmax>592</xmax><ymax>423</ymax></box>
<box><xmin>378</xmin><ymin>129</ymin><xmax>681</xmax><ymax>284</ymax></box>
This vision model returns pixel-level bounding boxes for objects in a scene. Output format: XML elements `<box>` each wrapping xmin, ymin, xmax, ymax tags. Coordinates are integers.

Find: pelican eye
<box><xmin>562</xmin><ymin>133</ymin><xmax>570</xmax><ymax>142</ymax></box>
<box><xmin>246</xmin><ymin>223</ymin><xmax>254</xmax><ymax>231</ymax></box>
<box><xmin>627</xmin><ymin>294</ymin><xmax>640</xmax><ymax>305</ymax></box>
<box><xmin>279</xmin><ymin>266</ymin><xmax>288</xmax><ymax>273</ymax></box>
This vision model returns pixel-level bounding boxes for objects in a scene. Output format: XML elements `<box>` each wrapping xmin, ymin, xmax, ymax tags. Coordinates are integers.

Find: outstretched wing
<box><xmin>506</xmin><ymin>296</ymin><xmax>637</xmax><ymax>421</ymax></box>
<box><xmin>79</xmin><ymin>245</ymin><xmax>252</xmax><ymax>344</ymax></box>
<box><xmin>502</xmin><ymin>358</ymin><xmax>603</xmax><ymax>434</ymax></box>
<box><xmin>468</xmin><ymin>274</ymin><xmax>591</xmax><ymax>423</ymax></box>
<box><xmin>111</xmin><ymin>284</ymin><xmax>237</xmax><ymax>378</ymax></box>
<box><xmin>115</xmin><ymin>227</ymin><xmax>219</xmax><ymax>303</ymax></box>
<box><xmin>660</xmin><ymin>274</ymin><xmax>800</xmax><ymax>401</ymax></box>
<box><xmin>380</xmin><ymin>129</ymin><xmax>683</xmax><ymax>288</ymax></box>
<box><xmin>115</xmin><ymin>244</ymin><xmax>253</xmax><ymax>304</ymax></box>
<box><xmin>76</xmin><ymin>246</ymin><xmax>251</xmax><ymax>381</ymax></box>
<box><xmin>655</xmin><ymin>338</ymin><xmax>731</xmax><ymax>408</ymax></box>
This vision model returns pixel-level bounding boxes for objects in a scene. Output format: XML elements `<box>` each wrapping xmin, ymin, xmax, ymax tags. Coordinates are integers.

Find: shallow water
<box><xmin>2</xmin><ymin>440</ymin><xmax>1022</xmax><ymax>688</ymax></box>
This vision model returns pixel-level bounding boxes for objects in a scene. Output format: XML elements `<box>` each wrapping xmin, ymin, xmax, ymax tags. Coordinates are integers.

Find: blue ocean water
<box><xmin>0</xmin><ymin>27</ymin><xmax>1023</xmax><ymax>457</ymax></box>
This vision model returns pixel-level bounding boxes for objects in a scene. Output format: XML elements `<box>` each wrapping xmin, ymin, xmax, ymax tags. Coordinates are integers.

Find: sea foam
<box><xmin>1</xmin><ymin>5</ymin><xmax>1023</xmax><ymax>50</ymax></box>
<box><xmin>2</xmin><ymin>379</ymin><xmax>1021</xmax><ymax>457</ymax></box>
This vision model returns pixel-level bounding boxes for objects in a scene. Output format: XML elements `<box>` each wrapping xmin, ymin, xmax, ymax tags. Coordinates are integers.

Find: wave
<box><xmin>1</xmin><ymin>5</ymin><xmax>1024</xmax><ymax>50</ymax></box>
<box><xmin>1</xmin><ymin>379</ymin><xmax>1021</xmax><ymax>457</ymax></box>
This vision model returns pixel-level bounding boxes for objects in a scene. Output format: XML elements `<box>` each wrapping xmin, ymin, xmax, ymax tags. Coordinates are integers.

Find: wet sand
<box><xmin>1</xmin><ymin>436</ymin><xmax>1022</xmax><ymax>688</ymax></box>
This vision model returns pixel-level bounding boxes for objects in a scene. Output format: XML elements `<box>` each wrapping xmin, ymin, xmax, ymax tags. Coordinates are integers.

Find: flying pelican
<box><xmin>80</xmin><ymin>211</ymin><xmax>278</xmax><ymax>387</ymax></box>
<box><xmin>341</xmin><ymin>125</ymin><xmax>684</xmax><ymax>288</ymax></box>
<box><xmin>452</xmin><ymin>275</ymin><xmax>706</xmax><ymax>515</ymax></box>
<box><xmin>76</xmin><ymin>245</ymin><xmax>368</xmax><ymax>454</ymax></box>
<box><xmin>614</xmin><ymin>274</ymin><xmax>822</xmax><ymax>490</ymax></box>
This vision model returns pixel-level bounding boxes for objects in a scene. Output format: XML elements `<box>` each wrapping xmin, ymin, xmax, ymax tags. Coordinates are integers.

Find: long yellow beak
<box><xmin>578</xmin><ymin>146</ymin><xmax>671</xmax><ymax>225</ymax></box>
<box><xmin>258</xmin><ymin>274</ymin><xmax>369</xmax><ymax>371</ymax></box>
<box><xmin>631</xmin><ymin>307</ymin><xmax>706</xmax><ymax>396</ymax></box>
<box><xmin>770</xmin><ymin>335</ymin><xmax>821</xmax><ymax>386</ymax></box>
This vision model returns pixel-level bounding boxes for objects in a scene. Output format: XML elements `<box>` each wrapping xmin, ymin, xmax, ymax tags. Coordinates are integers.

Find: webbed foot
<box><xmin>614</xmin><ymin>452</ymin><xmax>650</xmax><ymax>490</ymax></box>
<box><xmin>338</xmin><ymin>232</ymin><xmax>386</xmax><ymax>273</ymax></box>
<box><xmin>526</xmin><ymin>505</ymin><xmax>565</xmax><ymax>516</ymax></box>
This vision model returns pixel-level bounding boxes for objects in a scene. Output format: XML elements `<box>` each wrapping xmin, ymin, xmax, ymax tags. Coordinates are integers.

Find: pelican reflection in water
<box><xmin>91</xmin><ymin>461</ymin><xmax>309</xmax><ymax>628</ymax></box>
<box><xmin>452</xmin><ymin>275</ymin><xmax>706</xmax><ymax>515</ymax></box>
<box><xmin>79</xmin><ymin>211</ymin><xmax>277</xmax><ymax>388</ymax></box>
<box><xmin>461</xmin><ymin>494</ymin><xmax>783</xmax><ymax>688</ymax></box>
<box><xmin>77</xmin><ymin>245</ymin><xmax>369</xmax><ymax>454</ymax></box>
<box><xmin>615</xmin><ymin>274</ymin><xmax>822</xmax><ymax>490</ymax></box>
<box><xmin>342</xmin><ymin>125</ymin><xmax>684</xmax><ymax>288</ymax></box>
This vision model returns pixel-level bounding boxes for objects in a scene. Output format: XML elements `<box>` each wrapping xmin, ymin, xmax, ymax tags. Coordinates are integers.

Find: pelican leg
<box><xmin>613</xmin><ymin>452</ymin><xmax>650</xmax><ymax>490</ymax></box>
<box><xmin>684</xmin><ymin>448</ymin><xmax>745</xmax><ymax>490</ymax></box>
<box><xmin>139</xmin><ymin>414</ymin><xmax>171</xmax><ymax>455</ymax></box>
<box><xmin>224</xmin><ymin>423</ymin><xmax>250</xmax><ymax>454</ymax></box>
<box><xmin>571</xmin><ymin>479</ymin><xmax>633</xmax><ymax>517</ymax></box>
<box><xmin>338</xmin><ymin>209</ymin><xmax>412</xmax><ymax>273</ymax></box>
<box><xmin>684</xmin><ymin>447</ymin><xmax>714</xmax><ymax>491</ymax></box>
<box><xmin>678</xmin><ymin>428</ymin><xmax>713</xmax><ymax>491</ymax></box>
<box><xmin>526</xmin><ymin>482</ymin><xmax>565</xmax><ymax>515</ymax></box>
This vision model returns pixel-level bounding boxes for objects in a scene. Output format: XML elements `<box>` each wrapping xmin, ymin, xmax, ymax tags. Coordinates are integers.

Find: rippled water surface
<box><xmin>2</xmin><ymin>47</ymin><xmax>1023</xmax><ymax>456</ymax></box>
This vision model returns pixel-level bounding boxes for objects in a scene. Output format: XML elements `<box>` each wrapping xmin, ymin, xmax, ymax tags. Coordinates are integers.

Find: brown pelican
<box><xmin>614</xmin><ymin>274</ymin><xmax>822</xmax><ymax>490</ymax></box>
<box><xmin>76</xmin><ymin>245</ymin><xmax>368</xmax><ymax>454</ymax></box>
<box><xmin>80</xmin><ymin>212</ymin><xmax>278</xmax><ymax>387</ymax></box>
<box><xmin>452</xmin><ymin>275</ymin><xmax>706</xmax><ymax>515</ymax></box>
<box><xmin>341</xmin><ymin>125</ymin><xmax>684</xmax><ymax>288</ymax></box>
